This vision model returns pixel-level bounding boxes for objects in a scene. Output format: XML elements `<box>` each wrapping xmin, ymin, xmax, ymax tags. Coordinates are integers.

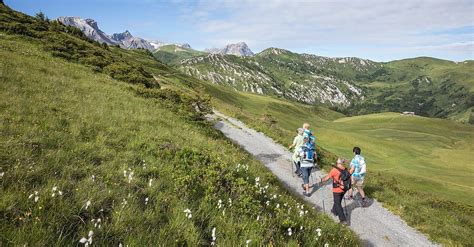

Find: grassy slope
<box><xmin>153</xmin><ymin>44</ymin><xmax>207</xmax><ymax>65</ymax></box>
<box><xmin>0</xmin><ymin>32</ymin><xmax>359</xmax><ymax>246</ymax></box>
<box><xmin>95</xmin><ymin>26</ymin><xmax>474</xmax><ymax>246</ymax></box>
<box><xmin>196</xmin><ymin>82</ymin><xmax>474</xmax><ymax>246</ymax></box>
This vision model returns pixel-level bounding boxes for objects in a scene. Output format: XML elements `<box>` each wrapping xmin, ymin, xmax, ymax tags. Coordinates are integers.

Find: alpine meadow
<box><xmin>1</xmin><ymin>1</ymin><xmax>473</xmax><ymax>247</ymax></box>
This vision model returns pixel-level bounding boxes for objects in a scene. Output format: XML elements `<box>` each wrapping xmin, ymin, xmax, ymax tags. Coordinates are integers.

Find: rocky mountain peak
<box><xmin>57</xmin><ymin>16</ymin><xmax>118</xmax><ymax>45</ymax></box>
<box><xmin>205</xmin><ymin>42</ymin><xmax>254</xmax><ymax>57</ymax></box>
<box><xmin>111</xmin><ymin>30</ymin><xmax>133</xmax><ymax>42</ymax></box>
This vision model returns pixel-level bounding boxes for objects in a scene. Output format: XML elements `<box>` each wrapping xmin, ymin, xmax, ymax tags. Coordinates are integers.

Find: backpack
<box><xmin>334</xmin><ymin>167</ymin><xmax>351</xmax><ymax>192</ymax></box>
<box><xmin>301</xmin><ymin>131</ymin><xmax>316</xmax><ymax>162</ymax></box>
<box><xmin>300</xmin><ymin>143</ymin><xmax>316</xmax><ymax>162</ymax></box>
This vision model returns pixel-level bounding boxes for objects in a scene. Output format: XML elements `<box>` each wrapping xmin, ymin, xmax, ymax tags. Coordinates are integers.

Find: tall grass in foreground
<box><xmin>0</xmin><ymin>35</ymin><xmax>358</xmax><ymax>246</ymax></box>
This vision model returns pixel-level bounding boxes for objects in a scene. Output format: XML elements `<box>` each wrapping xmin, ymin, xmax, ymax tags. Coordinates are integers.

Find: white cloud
<box><xmin>177</xmin><ymin>0</ymin><xmax>474</xmax><ymax>60</ymax></box>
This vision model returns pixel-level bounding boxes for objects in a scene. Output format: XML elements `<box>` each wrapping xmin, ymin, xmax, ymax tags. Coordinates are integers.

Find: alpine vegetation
<box><xmin>0</xmin><ymin>3</ymin><xmax>358</xmax><ymax>246</ymax></box>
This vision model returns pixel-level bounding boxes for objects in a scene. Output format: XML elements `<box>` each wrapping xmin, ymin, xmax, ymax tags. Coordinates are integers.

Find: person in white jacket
<box><xmin>348</xmin><ymin>146</ymin><xmax>367</xmax><ymax>207</ymax></box>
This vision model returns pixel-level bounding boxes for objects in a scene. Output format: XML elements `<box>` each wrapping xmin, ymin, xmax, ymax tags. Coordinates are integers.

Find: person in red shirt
<box><xmin>321</xmin><ymin>158</ymin><xmax>348</xmax><ymax>225</ymax></box>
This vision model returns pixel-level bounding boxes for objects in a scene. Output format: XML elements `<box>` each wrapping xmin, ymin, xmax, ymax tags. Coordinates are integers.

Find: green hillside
<box><xmin>199</xmin><ymin>84</ymin><xmax>474</xmax><ymax>246</ymax></box>
<box><xmin>0</xmin><ymin>4</ymin><xmax>358</xmax><ymax>246</ymax></box>
<box><xmin>1</xmin><ymin>2</ymin><xmax>473</xmax><ymax>246</ymax></box>
<box><xmin>349</xmin><ymin>57</ymin><xmax>474</xmax><ymax>122</ymax></box>
<box><xmin>158</xmin><ymin>44</ymin><xmax>473</xmax><ymax>123</ymax></box>
<box><xmin>153</xmin><ymin>44</ymin><xmax>207</xmax><ymax>65</ymax></box>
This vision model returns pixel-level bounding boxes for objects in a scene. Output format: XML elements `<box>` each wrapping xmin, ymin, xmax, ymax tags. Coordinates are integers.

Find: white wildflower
<box><xmin>34</xmin><ymin>196</ymin><xmax>39</xmax><ymax>203</ymax></box>
<box><xmin>123</xmin><ymin>170</ymin><xmax>127</xmax><ymax>177</ymax></box>
<box><xmin>58</xmin><ymin>191</ymin><xmax>63</xmax><ymax>196</ymax></box>
<box><xmin>324</xmin><ymin>243</ymin><xmax>329</xmax><ymax>247</ymax></box>
<box><xmin>228</xmin><ymin>198</ymin><xmax>232</xmax><ymax>207</ymax></box>
<box><xmin>184</xmin><ymin>208</ymin><xmax>192</xmax><ymax>218</ymax></box>
<box><xmin>91</xmin><ymin>175</ymin><xmax>95</xmax><ymax>181</ymax></box>
<box><xmin>316</xmin><ymin>228</ymin><xmax>322</xmax><ymax>237</ymax></box>
<box><xmin>299</xmin><ymin>210</ymin><xmax>304</xmax><ymax>217</ymax></box>
<box><xmin>288</xmin><ymin>228</ymin><xmax>292</xmax><ymax>236</ymax></box>
<box><xmin>79</xmin><ymin>230</ymin><xmax>93</xmax><ymax>246</ymax></box>
<box><xmin>127</xmin><ymin>171</ymin><xmax>134</xmax><ymax>183</ymax></box>
<box><xmin>0</xmin><ymin>172</ymin><xmax>4</xmax><ymax>177</ymax></box>
<box><xmin>145</xmin><ymin>197</ymin><xmax>149</xmax><ymax>205</ymax></box>
<box><xmin>256</xmin><ymin>215</ymin><xmax>260</xmax><ymax>221</ymax></box>
<box><xmin>148</xmin><ymin>179</ymin><xmax>153</xmax><ymax>187</ymax></box>
<box><xmin>266</xmin><ymin>200</ymin><xmax>270</xmax><ymax>206</ymax></box>
<box><xmin>245</xmin><ymin>239</ymin><xmax>252</xmax><ymax>247</ymax></box>
<box><xmin>276</xmin><ymin>203</ymin><xmax>280</xmax><ymax>209</ymax></box>
<box><xmin>217</xmin><ymin>199</ymin><xmax>223</xmax><ymax>209</ymax></box>
<box><xmin>300</xmin><ymin>226</ymin><xmax>303</xmax><ymax>230</ymax></box>
<box><xmin>85</xmin><ymin>200</ymin><xmax>91</xmax><ymax>210</ymax></box>
<box><xmin>211</xmin><ymin>227</ymin><xmax>216</xmax><ymax>245</ymax></box>
<box><xmin>52</xmin><ymin>186</ymin><xmax>57</xmax><ymax>191</ymax></box>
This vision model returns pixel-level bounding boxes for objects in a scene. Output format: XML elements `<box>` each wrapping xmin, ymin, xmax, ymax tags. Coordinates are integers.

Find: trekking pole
<box><xmin>343</xmin><ymin>196</ymin><xmax>348</xmax><ymax>218</ymax></box>
<box><xmin>291</xmin><ymin>160</ymin><xmax>295</xmax><ymax>177</ymax></box>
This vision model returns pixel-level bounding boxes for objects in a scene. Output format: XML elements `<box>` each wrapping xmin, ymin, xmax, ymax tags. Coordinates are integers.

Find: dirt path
<box><xmin>211</xmin><ymin>111</ymin><xmax>438</xmax><ymax>247</ymax></box>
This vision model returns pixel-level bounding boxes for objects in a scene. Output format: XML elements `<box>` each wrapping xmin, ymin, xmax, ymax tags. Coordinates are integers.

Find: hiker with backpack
<box><xmin>321</xmin><ymin>158</ymin><xmax>351</xmax><ymax>225</ymax></box>
<box><xmin>289</xmin><ymin>128</ymin><xmax>305</xmax><ymax>176</ymax></box>
<box><xmin>302</xmin><ymin>123</ymin><xmax>316</xmax><ymax>162</ymax></box>
<box><xmin>298</xmin><ymin>136</ymin><xmax>315</xmax><ymax>197</ymax></box>
<box><xmin>348</xmin><ymin>147</ymin><xmax>367</xmax><ymax>207</ymax></box>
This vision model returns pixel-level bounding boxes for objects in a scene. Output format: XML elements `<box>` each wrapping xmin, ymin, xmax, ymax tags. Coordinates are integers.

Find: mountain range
<box><xmin>57</xmin><ymin>16</ymin><xmax>473</xmax><ymax>123</ymax></box>
<box><xmin>167</xmin><ymin>47</ymin><xmax>473</xmax><ymax>122</ymax></box>
<box><xmin>58</xmin><ymin>16</ymin><xmax>189</xmax><ymax>52</ymax></box>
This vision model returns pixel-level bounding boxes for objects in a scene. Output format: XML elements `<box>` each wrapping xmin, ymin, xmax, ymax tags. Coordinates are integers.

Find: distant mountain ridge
<box><xmin>149</xmin><ymin>40</ymin><xmax>191</xmax><ymax>50</ymax></box>
<box><xmin>205</xmin><ymin>42</ymin><xmax>254</xmax><ymax>57</ymax></box>
<box><xmin>58</xmin><ymin>17</ymin><xmax>154</xmax><ymax>51</ymax></box>
<box><xmin>57</xmin><ymin>17</ymin><xmax>117</xmax><ymax>45</ymax></box>
<box><xmin>175</xmin><ymin>47</ymin><xmax>473</xmax><ymax>122</ymax></box>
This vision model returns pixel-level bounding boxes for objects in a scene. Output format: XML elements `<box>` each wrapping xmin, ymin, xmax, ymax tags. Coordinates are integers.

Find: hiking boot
<box><xmin>340</xmin><ymin>220</ymin><xmax>349</xmax><ymax>226</ymax></box>
<box><xmin>362</xmin><ymin>198</ymin><xmax>368</xmax><ymax>207</ymax></box>
<box><xmin>330</xmin><ymin>208</ymin><xmax>336</xmax><ymax>216</ymax></box>
<box><xmin>302</xmin><ymin>191</ymin><xmax>308</xmax><ymax>197</ymax></box>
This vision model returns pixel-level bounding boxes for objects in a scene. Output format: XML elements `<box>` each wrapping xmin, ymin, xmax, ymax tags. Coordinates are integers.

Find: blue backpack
<box><xmin>301</xmin><ymin>130</ymin><xmax>316</xmax><ymax>162</ymax></box>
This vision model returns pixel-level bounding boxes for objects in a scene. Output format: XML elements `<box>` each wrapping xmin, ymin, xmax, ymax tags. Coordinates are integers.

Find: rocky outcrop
<box><xmin>205</xmin><ymin>42</ymin><xmax>254</xmax><ymax>57</ymax></box>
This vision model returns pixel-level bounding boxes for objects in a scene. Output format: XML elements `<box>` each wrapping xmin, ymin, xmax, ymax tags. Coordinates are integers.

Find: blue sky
<box><xmin>5</xmin><ymin>0</ymin><xmax>474</xmax><ymax>62</ymax></box>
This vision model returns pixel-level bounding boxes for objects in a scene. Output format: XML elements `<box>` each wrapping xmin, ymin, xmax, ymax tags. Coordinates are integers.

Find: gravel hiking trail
<box><xmin>211</xmin><ymin>111</ymin><xmax>438</xmax><ymax>247</ymax></box>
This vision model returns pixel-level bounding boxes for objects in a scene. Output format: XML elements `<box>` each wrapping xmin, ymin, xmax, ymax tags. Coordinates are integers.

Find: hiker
<box><xmin>289</xmin><ymin>128</ymin><xmax>305</xmax><ymax>176</ymax></box>
<box><xmin>302</xmin><ymin>123</ymin><xmax>317</xmax><ymax>162</ymax></box>
<box><xmin>348</xmin><ymin>146</ymin><xmax>367</xmax><ymax>207</ymax></box>
<box><xmin>298</xmin><ymin>136</ymin><xmax>315</xmax><ymax>197</ymax></box>
<box><xmin>321</xmin><ymin>158</ymin><xmax>350</xmax><ymax>225</ymax></box>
